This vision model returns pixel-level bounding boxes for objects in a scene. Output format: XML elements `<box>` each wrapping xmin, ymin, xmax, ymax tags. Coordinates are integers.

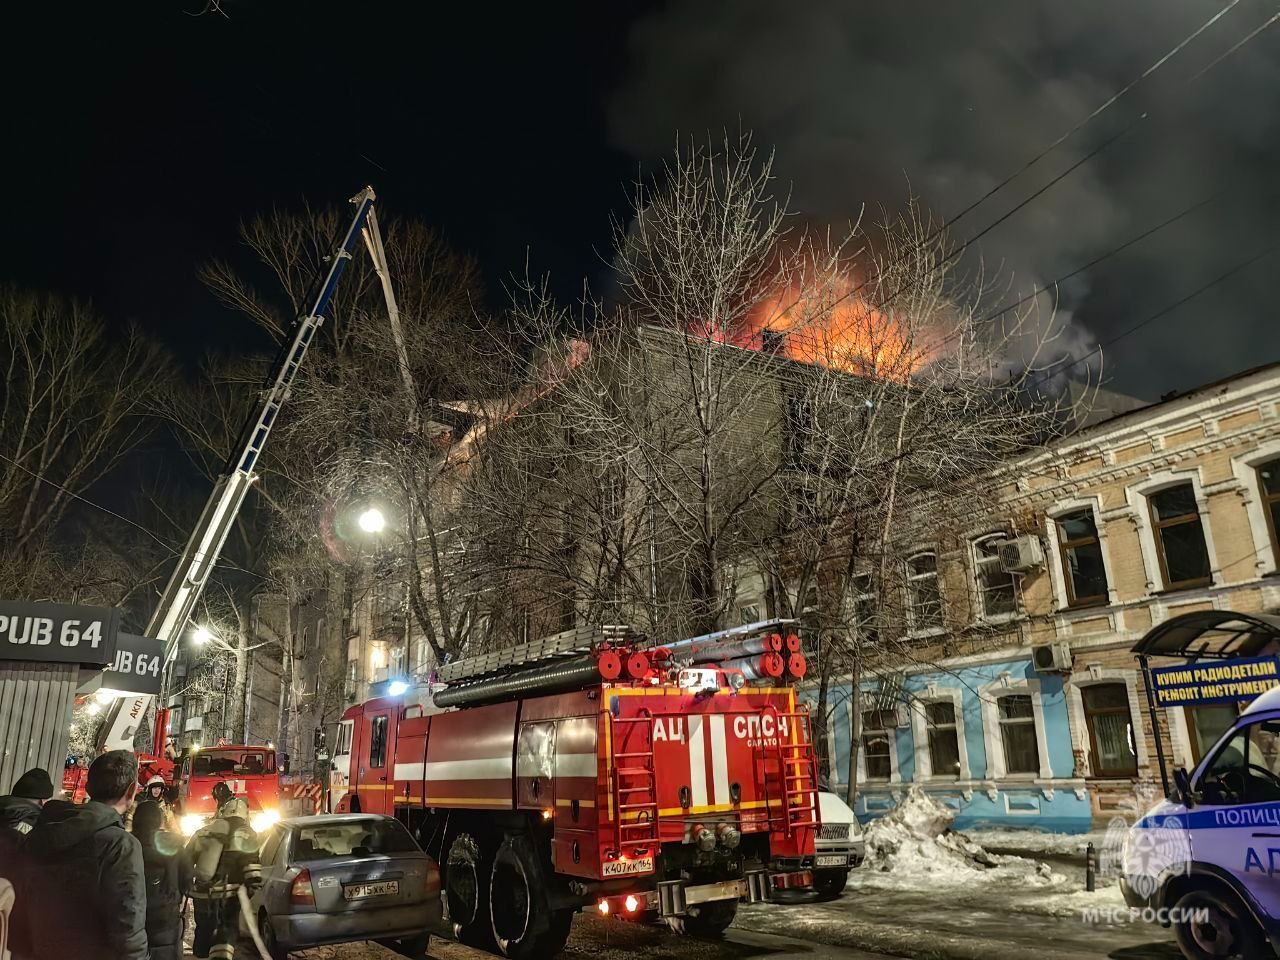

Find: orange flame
<box><xmin>715</xmin><ymin>277</ymin><xmax>932</xmax><ymax>378</ymax></box>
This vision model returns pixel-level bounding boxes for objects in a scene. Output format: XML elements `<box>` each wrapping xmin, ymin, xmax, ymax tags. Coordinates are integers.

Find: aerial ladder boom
<box><xmin>99</xmin><ymin>187</ymin><xmax>388</xmax><ymax>752</ymax></box>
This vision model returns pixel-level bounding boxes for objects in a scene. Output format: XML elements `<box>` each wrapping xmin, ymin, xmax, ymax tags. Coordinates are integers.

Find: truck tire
<box><xmin>489</xmin><ymin>834</ymin><xmax>573</xmax><ymax>958</ymax></box>
<box><xmin>813</xmin><ymin>869</ymin><xmax>849</xmax><ymax>899</ymax></box>
<box><xmin>446</xmin><ymin>830</ymin><xmax>497</xmax><ymax>950</ymax></box>
<box><xmin>666</xmin><ymin>900</ymin><xmax>737</xmax><ymax>938</ymax></box>
<box><xmin>1173</xmin><ymin>888</ymin><xmax>1266</xmax><ymax>960</ymax></box>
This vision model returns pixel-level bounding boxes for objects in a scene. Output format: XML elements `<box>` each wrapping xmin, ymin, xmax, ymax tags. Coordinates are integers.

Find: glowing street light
<box><xmin>192</xmin><ymin>625</ymin><xmax>213</xmax><ymax>646</ymax></box>
<box><xmin>357</xmin><ymin>507</ymin><xmax>387</xmax><ymax>534</ymax></box>
<box><xmin>388</xmin><ymin>680</ymin><xmax>409</xmax><ymax>697</ymax></box>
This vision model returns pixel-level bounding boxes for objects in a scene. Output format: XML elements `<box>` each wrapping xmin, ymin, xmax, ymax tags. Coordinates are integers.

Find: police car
<box><xmin>1121</xmin><ymin>683</ymin><xmax>1280</xmax><ymax>959</ymax></box>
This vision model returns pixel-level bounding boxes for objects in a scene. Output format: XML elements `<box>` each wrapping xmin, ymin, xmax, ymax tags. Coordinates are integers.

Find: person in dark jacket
<box><xmin>0</xmin><ymin>768</ymin><xmax>54</xmax><ymax>861</ymax></box>
<box><xmin>17</xmin><ymin>749</ymin><xmax>148</xmax><ymax>960</ymax></box>
<box><xmin>132</xmin><ymin>798</ymin><xmax>192</xmax><ymax>960</ymax></box>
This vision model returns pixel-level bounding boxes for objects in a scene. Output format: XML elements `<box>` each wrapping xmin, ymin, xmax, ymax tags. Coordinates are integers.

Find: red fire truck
<box><xmin>175</xmin><ymin>744</ymin><xmax>283</xmax><ymax>836</ymax></box>
<box><xmin>333</xmin><ymin>621</ymin><xmax>819</xmax><ymax>958</ymax></box>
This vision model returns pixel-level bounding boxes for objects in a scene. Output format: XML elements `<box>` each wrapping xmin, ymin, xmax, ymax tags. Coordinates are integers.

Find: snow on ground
<box><xmin>849</xmin><ymin>785</ymin><xmax>1133</xmax><ymax>921</ymax></box>
<box><xmin>859</xmin><ymin>785</ymin><xmax>1067</xmax><ymax>889</ymax></box>
<box><xmin>964</xmin><ymin>826</ymin><xmax>1110</xmax><ymax>856</ymax></box>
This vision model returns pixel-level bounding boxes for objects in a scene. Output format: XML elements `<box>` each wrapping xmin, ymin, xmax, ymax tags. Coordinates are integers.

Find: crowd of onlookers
<box><xmin>0</xmin><ymin>751</ymin><xmax>192</xmax><ymax>960</ymax></box>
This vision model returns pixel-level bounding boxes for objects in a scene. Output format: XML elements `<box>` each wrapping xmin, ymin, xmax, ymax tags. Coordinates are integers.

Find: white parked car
<box><xmin>813</xmin><ymin>791</ymin><xmax>865</xmax><ymax>898</ymax></box>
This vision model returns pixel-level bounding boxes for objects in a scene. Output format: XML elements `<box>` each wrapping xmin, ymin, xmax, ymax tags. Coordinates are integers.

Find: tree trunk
<box><xmin>276</xmin><ymin>591</ymin><xmax>293</xmax><ymax>754</ymax></box>
<box><xmin>814</xmin><ymin>647</ymin><xmax>834</xmax><ymax>783</ymax></box>
<box><xmin>230</xmin><ymin>604</ymin><xmax>250</xmax><ymax>743</ymax></box>
<box><xmin>845</xmin><ymin>661</ymin><xmax>862</xmax><ymax>808</ymax></box>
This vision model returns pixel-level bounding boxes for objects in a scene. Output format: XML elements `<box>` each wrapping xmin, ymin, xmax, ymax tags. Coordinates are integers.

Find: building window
<box><xmin>739</xmin><ymin>602</ymin><xmax>762</xmax><ymax>625</ymax></box>
<box><xmin>997</xmin><ymin>694</ymin><xmax>1039</xmax><ymax>775</ymax></box>
<box><xmin>973</xmin><ymin>534</ymin><xmax>1017</xmax><ymax>618</ymax></box>
<box><xmin>1259</xmin><ymin>458</ymin><xmax>1280</xmax><ymax>565</ymax></box>
<box><xmin>861</xmin><ymin>709</ymin><xmax>896</xmax><ymax>781</ymax></box>
<box><xmin>1147</xmin><ymin>483</ymin><xmax>1212</xmax><ymax>590</ymax></box>
<box><xmin>925</xmin><ymin>701</ymin><xmax>961</xmax><ymax>778</ymax></box>
<box><xmin>1056</xmin><ymin>509</ymin><xmax>1109</xmax><ymax>607</ymax></box>
<box><xmin>1186</xmin><ymin>703</ymin><xmax>1240</xmax><ymax>763</ymax></box>
<box><xmin>848</xmin><ymin>573</ymin><xmax>879</xmax><ymax>645</ymax></box>
<box><xmin>1081</xmin><ymin>683</ymin><xmax>1137</xmax><ymax>778</ymax></box>
<box><xmin>906</xmin><ymin>552</ymin><xmax>943</xmax><ymax>632</ymax></box>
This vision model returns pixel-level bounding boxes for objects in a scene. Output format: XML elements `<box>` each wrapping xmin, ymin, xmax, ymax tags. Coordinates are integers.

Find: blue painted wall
<box><xmin>804</xmin><ymin>657</ymin><xmax>1093</xmax><ymax>833</ymax></box>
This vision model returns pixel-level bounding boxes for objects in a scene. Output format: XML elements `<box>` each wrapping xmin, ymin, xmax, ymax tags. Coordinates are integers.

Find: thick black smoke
<box><xmin>609</xmin><ymin>0</ymin><xmax>1280</xmax><ymax>398</ymax></box>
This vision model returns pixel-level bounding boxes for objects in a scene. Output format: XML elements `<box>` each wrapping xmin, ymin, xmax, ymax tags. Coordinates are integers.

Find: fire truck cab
<box><xmin>334</xmin><ymin>622</ymin><xmax>819</xmax><ymax>958</ymax></box>
<box><xmin>175</xmin><ymin>745</ymin><xmax>282</xmax><ymax>836</ymax></box>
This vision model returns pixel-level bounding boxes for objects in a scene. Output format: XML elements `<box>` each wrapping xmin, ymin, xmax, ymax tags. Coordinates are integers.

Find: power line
<box><xmin>0</xmin><ymin>450</ymin><xmax>265</xmax><ymax>581</ymax></box>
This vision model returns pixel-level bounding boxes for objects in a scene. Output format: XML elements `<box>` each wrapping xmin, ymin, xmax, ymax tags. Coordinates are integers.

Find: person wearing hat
<box><xmin>0</xmin><ymin>768</ymin><xmax>54</xmax><ymax>836</ymax></box>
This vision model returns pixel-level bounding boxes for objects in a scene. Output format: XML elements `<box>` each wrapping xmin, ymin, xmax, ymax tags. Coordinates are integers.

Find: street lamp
<box><xmin>192</xmin><ymin>625</ymin><xmax>213</xmax><ymax>646</ymax></box>
<box><xmin>357</xmin><ymin>507</ymin><xmax>387</xmax><ymax>534</ymax></box>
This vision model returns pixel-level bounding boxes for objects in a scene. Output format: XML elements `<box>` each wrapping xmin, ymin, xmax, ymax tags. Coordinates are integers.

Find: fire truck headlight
<box><xmin>624</xmin><ymin>894</ymin><xmax>639</xmax><ymax>913</ymax></box>
<box><xmin>251</xmin><ymin>808</ymin><xmax>281</xmax><ymax>833</ymax></box>
<box><xmin>180</xmin><ymin>814</ymin><xmax>206</xmax><ymax>837</ymax></box>
<box><xmin>715</xmin><ymin>822</ymin><xmax>741</xmax><ymax>850</ymax></box>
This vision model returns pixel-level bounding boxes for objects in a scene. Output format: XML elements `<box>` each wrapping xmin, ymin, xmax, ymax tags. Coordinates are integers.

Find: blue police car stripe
<box><xmin>1136</xmin><ymin>802</ymin><xmax>1280</xmax><ymax>830</ymax></box>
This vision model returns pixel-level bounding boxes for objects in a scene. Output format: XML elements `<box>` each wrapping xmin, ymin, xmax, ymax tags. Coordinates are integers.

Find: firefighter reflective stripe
<box><xmin>423</xmin><ymin>757</ymin><xmax>512</xmax><ymax>779</ymax></box>
<box><xmin>688</xmin><ymin>715</ymin><xmax>708</xmax><ymax>807</ymax></box>
<box><xmin>709</xmin><ymin>714</ymin><xmax>730</xmax><ymax>804</ymax></box>
<box><xmin>393</xmin><ymin>762</ymin><xmax>424</xmax><ymax>781</ymax></box>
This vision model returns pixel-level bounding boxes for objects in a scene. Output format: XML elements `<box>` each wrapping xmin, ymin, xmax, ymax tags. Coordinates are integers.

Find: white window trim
<box><xmin>1046</xmin><ymin>497</ymin><xmax>1120</xmax><ymax>611</ymax></box>
<box><xmin>1231</xmin><ymin>439</ymin><xmax>1280</xmax><ymax>575</ymax></box>
<box><xmin>969</xmin><ymin>531</ymin><xmax>1021</xmax><ymax>624</ymax></box>
<box><xmin>979</xmin><ymin>678</ymin><xmax>1053</xmax><ymax>780</ymax></box>
<box><xmin>905</xmin><ymin>549</ymin><xmax>946</xmax><ymax>638</ymax></box>
<box><xmin>856</xmin><ymin>700</ymin><xmax>903</xmax><ymax>785</ymax></box>
<box><xmin>1126</xmin><ymin>469</ymin><xmax>1221</xmax><ymax>593</ymax></box>
<box><xmin>1065</xmin><ymin>665</ymin><xmax>1148</xmax><ymax>777</ymax></box>
<box><xmin>910</xmin><ymin>687</ymin><xmax>972</xmax><ymax>781</ymax></box>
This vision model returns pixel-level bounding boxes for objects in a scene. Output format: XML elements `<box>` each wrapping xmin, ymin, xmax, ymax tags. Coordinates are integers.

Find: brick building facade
<box><xmin>812</xmin><ymin>363</ymin><xmax>1280</xmax><ymax>830</ymax></box>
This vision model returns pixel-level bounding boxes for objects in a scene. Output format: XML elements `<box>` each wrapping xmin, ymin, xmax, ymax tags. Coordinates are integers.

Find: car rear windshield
<box><xmin>292</xmin><ymin>820</ymin><xmax>419</xmax><ymax>860</ymax></box>
<box><xmin>191</xmin><ymin>751</ymin><xmax>276</xmax><ymax>777</ymax></box>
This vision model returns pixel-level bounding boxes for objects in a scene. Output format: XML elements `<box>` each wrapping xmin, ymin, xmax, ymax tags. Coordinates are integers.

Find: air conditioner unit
<box><xmin>1032</xmin><ymin>642</ymin><xmax>1072</xmax><ymax>673</ymax></box>
<box><xmin>998</xmin><ymin>535</ymin><xmax>1045</xmax><ymax>574</ymax></box>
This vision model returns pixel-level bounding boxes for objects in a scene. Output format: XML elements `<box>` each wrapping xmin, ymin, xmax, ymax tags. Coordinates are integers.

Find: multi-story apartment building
<box><xmin>810</xmin><ymin>362</ymin><xmax>1280</xmax><ymax>831</ymax></box>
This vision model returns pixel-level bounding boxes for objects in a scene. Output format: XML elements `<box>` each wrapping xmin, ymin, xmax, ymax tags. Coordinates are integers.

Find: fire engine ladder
<box><xmin>761</xmin><ymin>705</ymin><xmax>820</xmax><ymax>835</ymax></box>
<box><xmin>608</xmin><ymin>709</ymin><xmax>659</xmax><ymax>855</ymax></box>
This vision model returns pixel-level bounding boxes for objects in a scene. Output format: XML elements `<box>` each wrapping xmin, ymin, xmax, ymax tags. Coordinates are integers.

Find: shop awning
<box><xmin>1131</xmin><ymin>609</ymin><xmax>1280</xmax><ymax>660</ymax></box>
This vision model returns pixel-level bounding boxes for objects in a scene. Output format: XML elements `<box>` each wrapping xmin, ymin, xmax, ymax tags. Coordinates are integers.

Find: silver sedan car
<box><xmin>249</xmin><ymin>813</ymin><xmax>441</xmax><ymax>959</ymax></box>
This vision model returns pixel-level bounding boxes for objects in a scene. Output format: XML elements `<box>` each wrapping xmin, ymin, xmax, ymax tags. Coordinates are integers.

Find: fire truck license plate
<box><xmin>601</xmin><ymin>856</ymin><xmax>655</xmax><ymax>877</ymax></box>
<box><xmin>815</xmin><ymin>854</ymin><xmax>848</xmax><ymax>867</ymax></box>
<box><xmin>344</xmin><ymin>880</ymin><xmax>398</xmax><ymax>900</ymax></box>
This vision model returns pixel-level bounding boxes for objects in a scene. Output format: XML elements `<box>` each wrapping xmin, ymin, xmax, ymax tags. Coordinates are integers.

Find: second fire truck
<box><xmin>332</xmin><ymin>620</ymin><xmax>819</xmax><ymax>958</ymax></box>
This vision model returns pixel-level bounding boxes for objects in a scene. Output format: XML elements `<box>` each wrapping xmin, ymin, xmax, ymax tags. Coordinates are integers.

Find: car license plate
<box><xmin>343</xmin><ymin>880</ymin><xmax>399</xmax><ymax>900</ymax></box>
<box><xmin>815</xmin><ymin>854</ymin><xmax>848</xmax><ymax>867</ymax></box>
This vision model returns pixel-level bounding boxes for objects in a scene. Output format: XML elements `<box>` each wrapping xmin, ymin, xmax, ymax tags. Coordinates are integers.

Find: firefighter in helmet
<box><xmin>187</xmin><ymin>781</ymin><xmax>263</xmax><ymax>959</ymax></box>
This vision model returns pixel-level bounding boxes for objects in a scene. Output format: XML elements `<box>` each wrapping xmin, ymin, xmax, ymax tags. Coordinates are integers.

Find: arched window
<box><xmin>906</xmin><ymin>552</ymin><xmax>942</xmax><ymax>632</ymax></box>
<box><xmin>972</xmin><ymin>534</ymin><xmax>1017</xmax><ymax>618</ymax></box>
<box><xmin>1081</xmin><ymin>683</ymin><xmax>1137</xmax><ymax>778</ymax></box>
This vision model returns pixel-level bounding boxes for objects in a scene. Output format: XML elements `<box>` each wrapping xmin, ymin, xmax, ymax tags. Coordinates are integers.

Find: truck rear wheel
<box><xmin>666</xmin><ymin>900</ymin><xmax>737</xmax><ymax>938</ymax></box>
<box><xmin>446</xmin><ymin>830</ymin><xmax>497</xmax><ymax>950</ymax></box>
<box><xmin>489</xmin><ymin>834</ymin><xmax>573</xmax><ymax>958</ymax></box>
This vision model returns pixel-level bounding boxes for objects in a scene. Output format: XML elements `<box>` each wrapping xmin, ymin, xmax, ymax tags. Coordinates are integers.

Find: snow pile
<box><xmin>861</xmin><ymin>786</ymin><xmax>1062</xmax><ymax>887</ymax></box>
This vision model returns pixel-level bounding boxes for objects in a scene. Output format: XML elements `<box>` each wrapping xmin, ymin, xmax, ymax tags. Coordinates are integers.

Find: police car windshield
<box><xmin>191</xmin><ymin>751</ymin><xmax>275</xmax><ymax>777</ymax></box>
<box><xmin>1199</xmin><ymin>719</ymin><xmax>1280</xmax><ymax>804</ymax></box>
<box><xmin>291</xmin><ymin>819</ymin><xmax>418</xmax><ymax>861</ymax></box>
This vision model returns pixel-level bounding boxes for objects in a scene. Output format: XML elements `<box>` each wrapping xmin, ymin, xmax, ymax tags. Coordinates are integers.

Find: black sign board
<box><xmin>0</xmin><ymin>600</ymin><xmax>119</xmax><ymax>667</ymax></box>
<box><xmin>101</xmin><ymin>632</ymin><xmax>165</xmax><ymax>695</ymax></box>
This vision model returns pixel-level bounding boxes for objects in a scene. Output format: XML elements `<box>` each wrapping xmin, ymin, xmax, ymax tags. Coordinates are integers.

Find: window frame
<box><xmin>996</xmin><ymin>693</ymin><xmax>1040</xmax><ymax>776</ymax></box>
<box><xmin>1258</xmin><ymin>457</ymin><xmax>1280</xmax><ymax>570</ymax></box>
<box><xmin>971</xmin><ymin>533</ymin><xmax>1019</xmax><ymax>620</ymax></box>
<box><xmin>1080</xmin><ymin>682</ymin><xmax>1138</xmax><ymax>779</ymax></box>
<box><xmin>1055</xmin><ymin>508</ymin><xmax>1109</xmax><ymax>608</ymax></box>
<box><xmin>905</xmin><ymin>551</ymin><xmax>944</xmax><ymax>634</ymax></box>
<box><xmin>909</xmin><ymin>687</ymin><xmax>971</xmax><ymax>780</ymax></box>
<box><xmin>860</xmin><ymin>708</ymin><xmax>896</xmax><ymax>783</ymax></box>
<box><xmin>925</xmin><ymin>701</ymin><xmax>962</xmax><ymax>780</ymax></box>
<box><xmin>847</xmin><ymin>573</ymin><xmax>879</xmax><ymax>646</ymax></box>
<box><xmin>1146</xmin><ymin>482</ymin><xmax>1212</xmax><ymax>591</ymax></box>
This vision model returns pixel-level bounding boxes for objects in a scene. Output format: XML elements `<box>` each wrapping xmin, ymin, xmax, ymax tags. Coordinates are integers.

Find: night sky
<box><xmin>4</xmin><ymin>0</ymin><xmax>1279</xmax><ymax>398</ymax></box>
